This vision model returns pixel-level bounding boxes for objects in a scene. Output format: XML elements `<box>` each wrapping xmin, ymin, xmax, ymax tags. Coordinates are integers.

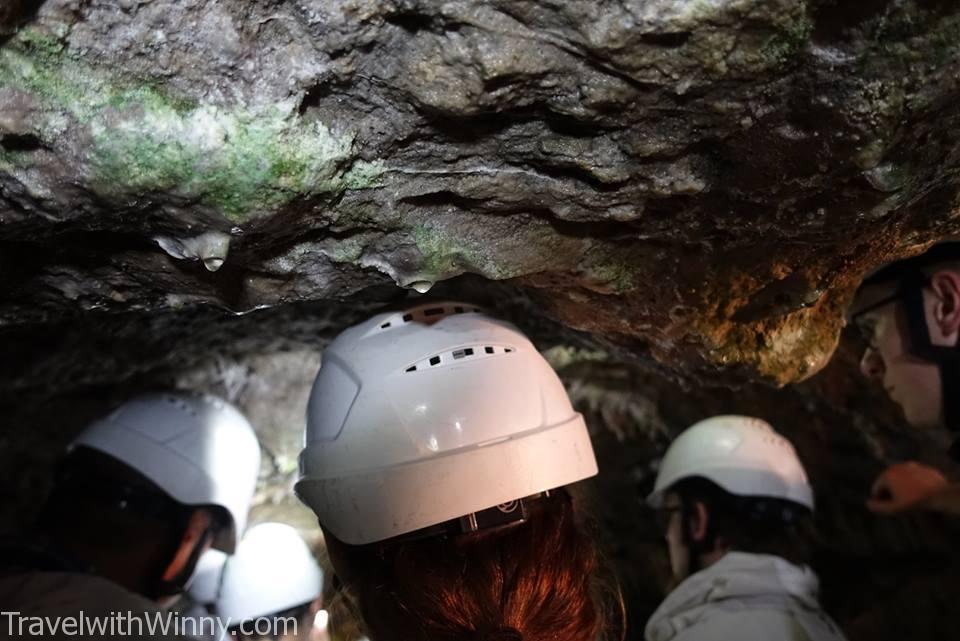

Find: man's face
<box><xmin>851</xmin><ymin>282</ymin><xmax>943</xmax><ymax>428</ymax></box>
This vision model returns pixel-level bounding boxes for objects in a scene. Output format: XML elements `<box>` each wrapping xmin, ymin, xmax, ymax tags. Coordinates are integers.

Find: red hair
<box><xmin>331</xmin><ymin>491</ymin><xmax>621</xmax><ymax>641</ymax></box>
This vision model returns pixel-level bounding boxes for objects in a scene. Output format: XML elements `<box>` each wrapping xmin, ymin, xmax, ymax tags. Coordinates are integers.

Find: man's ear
<box><xmin>162</xmin><ymin>509</ymin><xmax>212</xmax><ymax>581</ymax></box>
<box><xmin>688</xmin><ymin>501</ymin><xmax>709</xmax><ymax>543</ymax></box>
<box><xmin>929</xmin><ymin>270</ymin><xmax>960</xmax><ymax>345</ymax></box>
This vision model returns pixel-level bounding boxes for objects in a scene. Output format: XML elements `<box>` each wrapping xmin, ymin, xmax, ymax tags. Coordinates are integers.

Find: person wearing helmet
<box><xmin>294</xmin><ymin>302</ymin><xmax>616</xmax><ymax>641</ymax></box>
<box><xmin>0</xmin><ymin>392</ymin><xmax>261</xmax><ymax>640</ymax></box>
<box><xmin>848</xmin><ymin>241</ymin><xmax>960</xmax><ymax>515</ymax></box>
<box><xmin>214</xmin><ymin>523</ymin><xmax>325</xmax><ymax>641</ymax></box>
<box><xmin>644</xmin><ymin>416</ymin><xmax>847</xmax><ymax>641</ymax></box>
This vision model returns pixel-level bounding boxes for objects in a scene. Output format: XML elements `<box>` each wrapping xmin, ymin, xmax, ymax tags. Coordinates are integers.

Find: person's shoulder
<box><xmin>0</xmin><ymin>570</ymin><xmax>156</xmax><ymax>612</ymax></box>
<box><xmin>0</xmin><ymin>571</ymin><xmax>199</xmax><ymax>640</ymax></box>
<box><xmin>670</xmin><ymin>607</ymin><xmax>813</xmax><ymax>641</ymax></box>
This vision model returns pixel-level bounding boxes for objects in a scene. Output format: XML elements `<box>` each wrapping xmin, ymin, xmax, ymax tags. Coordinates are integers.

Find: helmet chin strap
<box><xmin>899</xmin><ymin>272</ymin><xmax>960</xmax><ymax>461</ymax></box>
<box><xmin>147</xmin><ymin>524</ymin><xmax>213</xmax><ymax>601</ymax></box>
<box><xmin>942</xmin><ymin>361</ymin><xmax>960</xmax><ymax>462</ymax></box>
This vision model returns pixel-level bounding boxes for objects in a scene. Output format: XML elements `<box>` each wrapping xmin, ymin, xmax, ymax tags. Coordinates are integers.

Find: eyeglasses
<box><xmin>849</xmin><ymin>305</ymin><xmax>888</xmax><ymax>350</ymax></box>
<box><xmin>848</xmin><ymin>275</ymin><xmax>930</xmax><ymax>348</ymax></box>
<box><xmin>653</xmin><ymin>506</ymin><xmax>682</xmax><ymax>532</ymax></box>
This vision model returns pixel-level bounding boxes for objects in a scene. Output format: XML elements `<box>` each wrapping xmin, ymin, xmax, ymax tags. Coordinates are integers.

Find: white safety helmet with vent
<box><xmin>70</xmin><ymin>392</ymin><xmax>261</xmax><ymax>553</ymax></box>
<box><xmin>217</xmin><ymin>523</ymin><xmax>323</xmax><ymax>623</ymax></box>
<box><xmin>295</xmin><ymin>302</ymin><xmax>598</xmax><ymax>545</ymax></box>
<box><xmin>647</xmin><ymin>415</ymin><xmax>814</xmax><ymax>510</ymax></box>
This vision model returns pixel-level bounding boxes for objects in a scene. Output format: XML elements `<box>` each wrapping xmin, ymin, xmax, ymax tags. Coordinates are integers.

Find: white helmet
<box><xmin>295</xmin><ymin>302</ymin><xmax>598</xmax><ymax>545</ymax></box>
<box><xmin>217</xmin><ymin>523</ymin><xmax>323</xmax><ymax>623</ymax></box>
<box><xmin>647</xmin><ymin>415</ymin><xmax>814</xmax><ymax>510</ymax></box>
<box><xmin>187</xmin><ymin>549</ymin><xmax>228</xmax><ymax>606</ymax></box>
<box><xmin>70</xmin><ymin>392</ymin><xmax>261</xmax><ymax>553</ymax></box>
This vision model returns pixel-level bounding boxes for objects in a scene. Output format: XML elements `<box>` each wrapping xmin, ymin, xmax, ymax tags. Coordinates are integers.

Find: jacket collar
<box><xmin>645</xmin><ymin>552</ymin><xmax>821</xmax><ymax>641</ymax></box>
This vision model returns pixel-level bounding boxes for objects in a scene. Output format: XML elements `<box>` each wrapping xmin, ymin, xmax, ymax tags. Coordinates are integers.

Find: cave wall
<box><xmin>572</xmin><ymin>342</ymin><xmax>960</xmax><ymax>641</ymax></box>
<box><xmin>3</xmin><ymin>305</ymin><xmax>959</xmax><ymax>641</ymax></box>
<box><xmin>3</xmin><ymin>1</ymin><xmax>960</xmax><ymax>640</ymax></box>
<box><xmin>1</xmin><ymin>0</ymin><xmax>960</xmax><ymax>385</ymax></box>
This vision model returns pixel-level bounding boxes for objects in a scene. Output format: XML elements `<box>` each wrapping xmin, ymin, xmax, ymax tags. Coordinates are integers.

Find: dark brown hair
<box><xmin>39</xmin><ymin>447</ymin><xmax>193</xmax><ymax>549</ymax></box>
<box><xmin>329</xmin><ymin>491</ymin><xmax>621</xmax><ymax>641</ymax></box>
<box><xmin>671</xmin><ymin>476</ymin><xmax>814</xmax><ymax>567</ymax></box>
<box><xmin>34</xmin><ymin>447</ymin><xmax>204</xmax><ymax>598</ymax></box>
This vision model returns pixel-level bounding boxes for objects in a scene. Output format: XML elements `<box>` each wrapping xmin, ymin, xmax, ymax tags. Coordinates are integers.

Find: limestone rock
<box><xmin>1</xmin><ymin>0</ymin><xmax>959</xmax><ymax>384</ymax></box>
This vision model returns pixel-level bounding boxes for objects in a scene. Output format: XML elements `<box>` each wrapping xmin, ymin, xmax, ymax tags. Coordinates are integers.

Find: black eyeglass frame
<box><xmin>848</xmin><ymin>272</ymin><xmax>930</xmax><ymax>349</ymax></box>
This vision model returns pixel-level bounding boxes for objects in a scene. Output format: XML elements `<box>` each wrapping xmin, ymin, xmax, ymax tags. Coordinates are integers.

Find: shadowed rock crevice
<box><xmin>3</xmin><ymin>0</ymin><xmax>958</xmax><ymax>384</ymax></box>
<box><xmin>4</xmin><ymin>4</ymin><xmax>960</xmax><ymax>639</ymax></box>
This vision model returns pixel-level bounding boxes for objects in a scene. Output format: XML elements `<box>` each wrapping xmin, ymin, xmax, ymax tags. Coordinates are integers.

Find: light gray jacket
<box><xmin>645</xmin><ymin>552</ymin><xmax>848</xmax><ymax>641</ymax></box>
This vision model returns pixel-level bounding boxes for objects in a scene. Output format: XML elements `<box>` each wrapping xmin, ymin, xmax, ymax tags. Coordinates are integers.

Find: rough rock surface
<box><xmin>3</xmin><ymin>327</ymin><xmax>959</xmax><ymax>641</ymax></box>
<box><xmin>3</xmin><ymin>3</ymin><xmax>960</xmax><ymax>641</ymax></box>
<box><xmin>2</xmin><ymin>0</ymin><xmax>960</xmax><ymax>384</ymax></box>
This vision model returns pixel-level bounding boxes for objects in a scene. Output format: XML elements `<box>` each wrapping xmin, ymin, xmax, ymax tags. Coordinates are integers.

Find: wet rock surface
<box><xmin>3</xmin><ymin>2</ymin><xmax>960</xmax><ymax>640</ymax></box>
<box><xmin>2</xmin><ymin>0</ymin><xmax>959</xmax><ymax>383</ymax></box>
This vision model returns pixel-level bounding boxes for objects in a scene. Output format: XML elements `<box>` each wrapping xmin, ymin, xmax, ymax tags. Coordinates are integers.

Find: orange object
<box><xmin>866</xmin><ymin>461</ymin><xmax>949</xmax><ymax>514</ymax></box>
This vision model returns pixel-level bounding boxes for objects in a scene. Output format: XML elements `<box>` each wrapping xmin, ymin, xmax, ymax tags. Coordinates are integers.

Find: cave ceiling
<box><xmin>2</xmin><ymin>0</ymin><xmax>960</xmax><ymax>394</ymax></box>
<box><xmin>4</xmin><ymin>6</ymin><xmax>960</xmax><ymax>639</ymax></box>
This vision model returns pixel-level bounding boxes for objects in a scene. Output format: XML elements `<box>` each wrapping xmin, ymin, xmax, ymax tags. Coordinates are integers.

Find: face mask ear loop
<box><xmin>900</xmin><ymin>271</ymin><xmax>960</xmax><ymax>438</ymax></box>
<box><xmin>941</xmin><ymin>360</ymin><xmax>960</xmax><ymax>438</ymax></box>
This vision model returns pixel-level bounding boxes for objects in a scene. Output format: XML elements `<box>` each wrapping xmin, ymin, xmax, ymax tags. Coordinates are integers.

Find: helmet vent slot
<box><xmin>404</xmin><ymin>344</ymin><xmax>516</xmax><ymax>373</ymax></box>
<box><xmin>163</xmin><ymin>395</ymin><xmax>198</xmax><ymax>416</ymax></box>
<box><xmin>378</xmin><ymin>305</ymin><xmax>483</xmax><ymax>332</ymax></box>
